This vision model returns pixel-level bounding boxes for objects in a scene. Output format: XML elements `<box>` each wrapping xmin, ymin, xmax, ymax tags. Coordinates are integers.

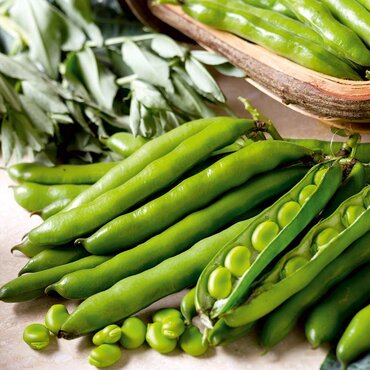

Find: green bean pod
<box><xmin>99</xmin><ymin>133</ymin><xmax>149</xmax><ymax>157</ymax></box>
<box><xmin>0</xmin><ymin>255</ymin><xmax>110</xmax><ymax>302</ymax></box>
<box><xmin>320</xmin><ymin>0</ymin><xmax>370</xmax><ymax>48</ymax></box>
<box><xmin>196</xmin><ymin>161</ymin><xmax>342</xmax><ymax>321</ymax></box>
<box><xmin>321</xmin><ymin>161</ymin><xmax>367</xmax><ymax>218</ymax></box>
<box><xmin>58</xmin><ymin>219</ymin><xmax>256</xmax><ymax>338</ymax></box>
<box><xmin>11</xmin><ymin>238</ymin><xmax>56</xmax><ymax>258</ymax></box>
<box><xmin>18</xmin><ymin>246</ymin><xmax>89</xmax><ymax>275</ymax></box>
<box><xmin>34</xmin><ymin>198</ymin><xmax>73</xmax><ymax>220</ymax></box>
<box><xmin>78</xmin><ymin>141</ymin><xmax>311</xmax><ymax>254</ymax></box>
<box><xmin>47</xmin><ymin>165</ymin><xmax>306</xmax><ymax>299</ymax></box>
<box><xmin>63</xmin><ymin>117</ymin><xmax>226</xmax><ymax>211</ymax></box>
<box><xmin>240</xmin><ymin>0</ymin><xmax>296</xmax><ymax>18</ymax></box>
<box><xmin>177</xmin><ymin>0</ymin><xmax>360</xmax><ymax>79</ymax></box>
<box><xmin>259</xmin><ymin>232</ymin><xmax>370</xmax><ymax>350</ymax></box>
<box><xmin>304</xmin><ymin>263</ymin><xmax>370</xmax><ymax>348</ymax></box>
<box><xmin>12</xmin><ymin>182</ymin><xmax>89</xmax><ymax>212</ymax></box>
<box><xmin>282</xmin><ymin>0</ymin><xmax>370</xmax><ymax>66</ymax></box>
<box><xmin>286</xmin><ymin>139</ymin><xmax>370</xmax><ymax>163</ymax></box>
<box><xmin>222</xmin><ymin>185</ymin><xmax>370</xmax><ymax>328</ymax></box>
<box><xmin>7</xmin><ymin>162</ymin><xmax>117</xmax><ymax>185</ymax></box>
<box><xmin>28</xmin><ymin>118</ymin><xmax>258</xmax><ymax>246</ymax></box>
<box><xmin>356</xmin><ymin>0</ymin><xmax>370</xmax><ymax>11</ymax></box>
<box><xmin>337</xmin><ymin>303</ymin><xmax>370</xmax><ymax>366</ymax></box>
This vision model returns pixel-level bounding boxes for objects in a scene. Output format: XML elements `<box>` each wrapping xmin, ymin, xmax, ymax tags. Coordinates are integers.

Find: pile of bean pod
<box><xmin>156</xmin><ymin>0</ymin><xmax>370</xmax><ymax>80</ymax></box>
<box><xmin>1</xmin><ymin>115</ymin><xmax>370</xmax><ymax>369</ymax></box>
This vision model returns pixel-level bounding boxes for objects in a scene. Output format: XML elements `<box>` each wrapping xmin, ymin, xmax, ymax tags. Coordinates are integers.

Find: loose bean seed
<box><xmin>224</xmin><ymin>246</ymin><xmax>251</xmax><ymax>277</ymax></box>
<box><xmin>88</xmin><ymin>344</ymin><xmax>122</xmax><ymax>368</ymax></box>
<box><xmin>153</xmin><ymin>308</ymin><xmax>182</xmax><ymax>323</ymax></box>
<box><xmin>179</xmin><ymin>326</ymin><xmax>208</xmax><ymax>356</ymax></box>
<box><xmin>277</xmin><ymin>201</ymin><xmax>301</xmax><ymax>228</ymax></box>
<box><xmin>120</xmin><ymin>317</ymin><xmax>147</xmax><ymax>349</ymax></box>
<box><xmin>161</xmin><ymin>317</ymin><xmax>185</xmax><ymax>339</ymax></box>
<box><xmin>92</xmin><ymin>325</ymin><xmax>121</xmax><ymax>346</ymax></box>
<box><xmin>146</xmin><ymin>322</ymin><xmax>177</xmax><ymax>353</ymax></box>
<box><xmin>208</xmin><ymin>266</ymin><xmax>232</xmax><ymax>299</ymax></box>
<box><xmin>23</xmin><ymin>323</ymin><xmax>50</xmax><ymax>350</ymax></box>
<box><xmin>45</xmin><ymin>304</ymin><xmax>69</xmax><ymax>335</ymax></box>
<box><xmin>251</xmin><ymin>221</ymin><xmax>280</xmax><ymax>252</ymax></box>
<box><xmin>298</xmin><ymin>184</ymin><xmax>317</xmax><ymax>205</ymax></box>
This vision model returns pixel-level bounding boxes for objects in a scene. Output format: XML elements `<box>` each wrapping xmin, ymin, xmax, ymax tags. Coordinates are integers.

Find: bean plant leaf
<box><xmin>131</xmin><ymin>79</ymin><xmax>169</xmax><ymax>110</ymax></box>
<box><xmin>185</xmin><ymin>56</ymin><xmax>225</xmax><ymax>103</ymax></box>
<box><xmin>151</xmin><ymin>34</ymin><xmax>186</xmax><ymax>59</ymax></box>
<box><xmin>55</xmin><ymin>0</ymin><xmax>103</xmax><ymax>46</ymax></box>
<box><xmin>214</xmin><ymin>63</ymin><xmax>247</xmax><ymax>77</ymax></box>
<box><xmin>191</xmin><ymin>50</ymin><xmax>228</xmax><ymax>65</ymax></box>
<box><xmin>0</xmin><ymin>73</ymin><xmax>21</xmax><ymax>111</ymax></box>
<box><xmin>1</xmin><ymin>113</ymin><xmax>14</xmax><ymax>164</ymax></box>
<box><xmin>129</xmin><ymin>95</ymin><xmax>140</xmax><ymax>136</ymax></box>
<box><xmin>0</xmin><ymin>52</ymin><xmax>36</xmax><ymax>80</ymax></box>
<box><xmin>122</xmin><ymin>41</ymin><xmax>173</xmax><ymax>93</ymax></box>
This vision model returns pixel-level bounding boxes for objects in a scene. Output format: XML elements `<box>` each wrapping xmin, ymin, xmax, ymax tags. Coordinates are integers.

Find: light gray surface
<box><xmin>0</xmin><ymin>77</ymin><xmax>368</xmax><ymax>370</ymax></box>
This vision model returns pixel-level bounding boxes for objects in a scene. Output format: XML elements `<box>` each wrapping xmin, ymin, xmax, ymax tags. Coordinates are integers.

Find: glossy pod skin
<box><xmin>304</xmin><ymin>263</ymin><xmax>370</xmax><ymax>348</ymax></box>
<box><xmin>222</xmin><ymin>186</ymin><xmax>370</xmax><ymax>328</ymax></box>
<box><xmin>336</xmin><ymin>304</ymin><xmax>370</xmax><ymax>366</ymax></box>
<box><xmin>79</xmin><ymin>141</ymin><xmax>311</xmax><ymax>255</ymax></box>
<box><xmin>18</xmin><ymin>246</ymin><xmax>89</xmax><ymax>275</ymax></box>
<box><xmin>28</xmin><ymin>118</ymin><xmax>258</xmax><ymax>246</ymax></box>
<box><xmin>240</xmin><ymin>0</ymin><xmax>296</xmax><ymax>18</ymax></box>
<box><xmin>63</xmin><ymin>117</ymin><xmax>227</xmax><ymax>211</ymax></box>
<box><xmin>0</xmin><ymin>255</ymin><xmax>110</xmax><ymax>302</ymax></box>
<box><xmin>100</xmin><ymin>133</ymin><xmax>148</xmax><ymax>158</ymax></box>
<box><xmin>58</xmin><ymin>220</ymin><xmax>256</xmax><ymax>338</ymax></box>
<box><xmin>176</xmin><ymin>0</ymin><xmax>360</xmax><ymax>79</ymax></box>
<box><xmin>319</xmin><ymin>0</ymin><xmax>370</xmax><ymax>48</ymax></box>
<box><xmin>47</xmin><ymin>165</ymin><xmax>306</xmax><ymax>299</ymax></box>
<box><xmin>196</xmin><ymin>161</ymin><xmax>342</xmax><ymax>321</ymax></box>
<box><xmin>260</xmin><ymin>232</ymin><xmax>370</xmax><ymax>350</ymax></box>
<box><xmin>281</xmin><ymin>0</ymin><xmax>370</xmax><ymax>66</ymax></box>
<box><xmin>357</xmin><ymin>0</ymin><xmax>370</xmax><ymax>11</ymax></box>
<box><xmin>35</xmin><ymin>198</ymin><xmax>73</xmax><ymax>220</ymax></box>
<box><xmin>7</xmin><ymin>162</ymin><xmax>117</xmax><ymax>185</ymax></box>
<box><xmin>181</xmin><ymin>288</ymin><xmax>197</xmax><ymax>325</ymax></box>
<box><xmin>12</xmin><ymin>182</ymin><xmax>89</xmax><ymax>212</ymax></box>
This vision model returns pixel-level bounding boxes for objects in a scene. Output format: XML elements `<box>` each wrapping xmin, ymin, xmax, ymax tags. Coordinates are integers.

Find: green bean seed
<box><xmin>146</xmin><ymin>322</ymin><xmax>177</xmax><ymax>353</ymax></box>
<box><xmin>153</xmin><ymin>308</ymin><xmax>182</xmax><ymax>323</ymax></box>
<box><xmin>88</xmin><ymin>344</ymin><xmax>122</xmax><ymax>368</ymax></box>
<box><xmin>313</xmin><ymin>168</ymin><xmax>327</xmax><ymax>185</ymax></box>
<box><xmin>44</xmin><ymin>304</ymin><xmax>69</xmax><ymax>335</ymax></box>
<box><xmin>298</xmin><ymin>184</ymin><xmax>317</xmax><ymax>205</ymax></box>
<box><xmin>343</xmin><ymin>205</ymin><xmax>366</xmax><ymax>227</ymax></box>
<box><xmin>23</xmin><ymin>323</ymin><xmax>50</xmax><ymax>350</ymax></box>
<box><xmin>120</xmin><ymin>317</ymin><xmax>147</xmax><ymax>349</ymax></box>
<box><xmin>277</xmin><ymin>201</ymin><xmax>301</xmax><ymax>228</ymax></box>
<box><xmin>316</xmin><ymin>227</ymin><xmax>340</xmax><ymax>250</ymax></box>
<box><xmin>161</xmin><ymin>317</ymin><xmax>185</xmax><ymax>339</ymax></box>
<box><xmin>251</xmin><ymin>221</ymin><xmax>280</xmax><ymax>252</ymax></box>
<box><xmin>281</xmin><ymin>256</ymin><xmax>309</xmax><ymax>278</ymax></box>
<box><xmin>208</xmin><ymin>266</ymin><xmax>232</xmax><ymax>299</ymax></box>
<box><xmin>224</xmin><ymin>246</ymin><xmax>251</xmax><ymax>277</ymax></box>
<box><xmin>179</xmin><ymin>326</ymin><xmax>208</xmax><ymax>356</ymax></box>
<box><xmin>92</xmin><ymin>325</ymin><xmax>122</xmax><ymax>346</ymax></box>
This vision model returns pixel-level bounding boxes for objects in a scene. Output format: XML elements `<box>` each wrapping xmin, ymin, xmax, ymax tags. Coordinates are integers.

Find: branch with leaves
<box><xmin>0</xmin><ymin>0</ymin><xmax>245</xmax><ymax>165</ymax></box>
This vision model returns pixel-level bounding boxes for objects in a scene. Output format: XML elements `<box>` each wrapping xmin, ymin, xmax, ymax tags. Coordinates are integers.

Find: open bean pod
<box><xmin>195</xmin><ymin>160</ymin><xmax>343</xmax><ymax>323</ymax></box>
<box><xmin>222</xmin><ymin>185</ymin><xmax>370</xmax><ymax>328</ymax></box>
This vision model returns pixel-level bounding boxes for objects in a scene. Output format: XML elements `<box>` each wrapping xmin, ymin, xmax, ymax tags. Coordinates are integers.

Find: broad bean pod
<box><xmin>18</xmin><ymin>246</ymin><xmax>89</xmax><ymax>275</ymax></box>
<box><xmin>28</xmin><ymin>118</ymin><xmax>258</xmax><ymax>246</ymax></box>
<box><xmin>196</xmin><ymin>161</ymin><xmax>342</xmax><ymax>320</ymax></box>
<box><xmin>320</xmin><ymin>0</ymin><xmax>370</xmax><ymax>48</ymax></box>
<box><xmin>63</xmin><ymin>117</ymin><xmax>223</xmax><ymax>211</ymax></box>
<box><xmin>58</xmin><ymin>218</ymin><xmax>256</xmax><ymax>338</ymax></box>
<box><xmin>7</xmin><ymin>162</ymin><xmax>117</xmax><ymax>185</ymax></box>
<box><xmin>357</xmin><ymin>0</ymin><xmax>370</xmax><ymax>11</ymax></box>
<box><xmin>172</xmin><ymin>0</ymin><xmax>361</xmax><ymax>79</ymax></box>
<box><xmin>304</xmin><ymin>262</ymin><xmax>370</xmax><ymax>348</ymax></box>
<box><xmin>240</xmin><ymin>0</ymin><xmax>296</xmax><ymax>18</ymax></box>
<box><xmin>12</xmin><ymin>182</ymin><xmax>89</xmax><ymax>212</ymax></box>
<box><xmin>78</xmin><ymin>141</ymin><xmax>311</xmax><ymax>254</ymax></box>
<box><xmin>260</xmin><ymin>232</ymin><xmax>370</xmax><ymax>350</ymax></box>
<box><xmin>281</xmin><ymin>0</ymin><xmax>370</xmax><ymax>66</ymax></box>
<box><xmin>47</xmin><ymin>165</ymin><xmax>306</xmax><ymax>299</ymax></box>
<box><xmin>222</xmin><ymin>186</ymin><xmax>370</xmax><ymax>328</ymax></box>
<box><xmin>99</xmin><ymin>133</ymin><xmax>148</xmax><ymax>158</ymax></box>
<box><xmin>34</xmin><ymin>198</ymin><xmax>72</xmax><ymax>220</ymax></box>
<box><xmin>0</xmin><ymin>255</ymin><xmax>110</xmax><ymax>302</ymax></box>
